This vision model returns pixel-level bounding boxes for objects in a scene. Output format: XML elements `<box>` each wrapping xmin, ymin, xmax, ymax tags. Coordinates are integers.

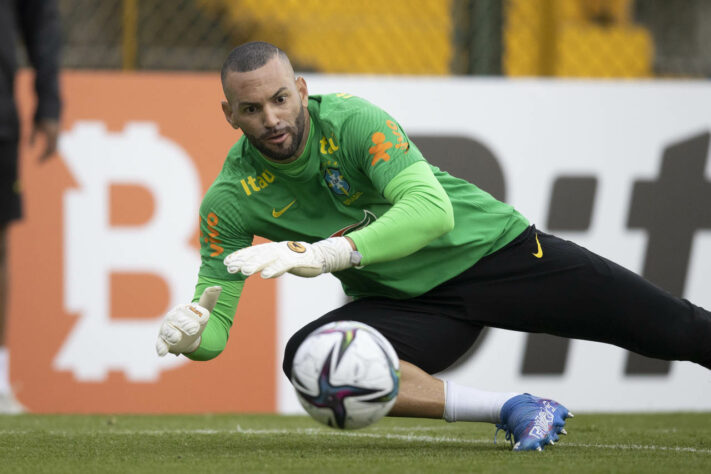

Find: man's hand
<box><xmin>31</xmin><ymin>118</ymin><xmax>60</xmax><ymax>162</ymax></box>
<box><xmin>224</xmin><ymin>237</ymin><xmax>355</xmax><ymax>278</ymax></box>
<box><xmin>155</xmin><ymin>286</ymin><xmax>222</xmax><ymax>357</ymax></box>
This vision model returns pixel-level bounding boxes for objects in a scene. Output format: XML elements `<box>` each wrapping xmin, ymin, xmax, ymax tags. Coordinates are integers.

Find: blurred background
<box><xmin>8</xmin><ymin>0</ymin><xmax>711</xmax><ymax>415</ymax></box>
<box><xmin>55</xmin><ymin>0</ymin><xmax>711</xmax><ymax>78</ymax></box>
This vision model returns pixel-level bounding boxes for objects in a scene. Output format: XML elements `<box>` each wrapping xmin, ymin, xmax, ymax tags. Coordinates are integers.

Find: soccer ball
<box><xmin>291</xmin><ymin>320</ymin><xmax>400</xmax><ymax>430</ymax></box>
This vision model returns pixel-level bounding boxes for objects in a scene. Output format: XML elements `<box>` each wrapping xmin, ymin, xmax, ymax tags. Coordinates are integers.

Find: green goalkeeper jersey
<box><xmin>198</xmin><ymin>93</ymin><xmax>528</xmax><ymax>299</ymax></box>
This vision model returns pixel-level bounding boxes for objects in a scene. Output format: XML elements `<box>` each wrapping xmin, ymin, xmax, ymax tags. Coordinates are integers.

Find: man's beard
<box><xmin>249</xmin><ymin>106</ymin><xmax>307</xmax><ymax>162</ymax></box>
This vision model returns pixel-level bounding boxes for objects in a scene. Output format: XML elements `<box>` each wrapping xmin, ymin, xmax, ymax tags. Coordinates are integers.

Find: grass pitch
<box><xmin>1</xmin><ymin>413</ymin><xmax>710</xmax><ymax>473</ymax></box>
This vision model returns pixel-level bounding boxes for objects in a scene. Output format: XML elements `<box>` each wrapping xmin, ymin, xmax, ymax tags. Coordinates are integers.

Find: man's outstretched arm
<box><xmin>223</xmin><ymin>161</ymin><xmax>453</xmax><ymax>278</ymax></box>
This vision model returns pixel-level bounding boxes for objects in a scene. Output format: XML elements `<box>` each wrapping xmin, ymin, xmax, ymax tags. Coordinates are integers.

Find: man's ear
<box><xmin>296</xmin><ymin>77</ymin><xmax>309</xmax><ymax>107</ymax></box>
<box><xmin>221</xmin><ymin>101</ymin><xmax>239</xmax><ymax>130</ymax></box>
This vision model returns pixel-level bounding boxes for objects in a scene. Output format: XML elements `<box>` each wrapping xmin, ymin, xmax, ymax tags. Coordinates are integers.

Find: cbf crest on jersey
<box><xmin>324</xmin><ymin>168</ymin><xmax>350</xmax><ymax>196</ymax></box>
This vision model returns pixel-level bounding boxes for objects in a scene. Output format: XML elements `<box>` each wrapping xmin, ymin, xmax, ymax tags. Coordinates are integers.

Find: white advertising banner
<box><xmin>277</xmin><ymin>77</ymin><xmax>711</xmax><ymax>413</ymax></box>
<box><xmin>15</xmin><ymin>72</ymin><xmax>708</xmax><ymax>414</ymax></box>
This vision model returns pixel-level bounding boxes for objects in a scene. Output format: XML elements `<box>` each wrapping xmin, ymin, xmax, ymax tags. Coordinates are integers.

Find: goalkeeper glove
<box><xmin>155</xmin><ymin>286</ymin><xmax>222</xmax><ymax>356</ymax></box>
<box><xmin>223</xmin><ymin>237</ymin><xmax>359</xmax><ymax>278</ymax></box>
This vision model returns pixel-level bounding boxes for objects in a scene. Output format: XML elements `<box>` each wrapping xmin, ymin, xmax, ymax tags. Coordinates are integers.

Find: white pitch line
<box><xmin>234</xmin><ymin>426</ymin><xmax>492</xmax><ymax>445</ymax></box>
<box><xmin>563</xmin><ymin>442</ymin><xmax>711</xmax><ymax>455</ymax></box>
<box><xmin>231</xmin><ymin>427</ymin><xmax>711</xmax><ymax>454</ymax></box>
<box><xmin>1</xmin><ymin>427</ymin><xmax>710</xmax><ymax>455</ymax></box>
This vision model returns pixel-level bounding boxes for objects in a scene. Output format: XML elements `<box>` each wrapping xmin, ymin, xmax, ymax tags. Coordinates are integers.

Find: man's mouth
<box><xmin>265</xmin><ymin>132</ymin><xmax>289</xmax><ymax>144</ymax></box>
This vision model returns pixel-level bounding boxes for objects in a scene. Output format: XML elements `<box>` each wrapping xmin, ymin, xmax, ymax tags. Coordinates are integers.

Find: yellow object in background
<box><xmin>504</xmin><ymin>0</ymin><xmax>653</xmax><ymax>77</ymax></box>
<box><xmin>201</xmin><ymin>0</ymin><xmax>454</xmax><ymax>75</ymax></box>
<box><xmin>556</xmin><ymin>24</ymin><xmax>653</xmax><ymax>77</ymax></box>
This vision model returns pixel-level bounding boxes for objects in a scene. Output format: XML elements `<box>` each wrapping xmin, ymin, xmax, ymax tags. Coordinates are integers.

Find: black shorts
<box><xmin>0</xmin><ymin>139</ymin><xmax>21</xmax><ymax>226</ymax></box>
<box><xmin>283</xmin><ymin>226</ymin><xmax>711</xmax><ymax>377</ymax></box>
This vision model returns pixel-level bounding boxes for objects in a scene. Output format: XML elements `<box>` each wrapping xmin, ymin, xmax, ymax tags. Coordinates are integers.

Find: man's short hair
<box><xmin>221</xmin><ymin>41</ymin><xmax>289</xmax><ymax>82</ymax></box>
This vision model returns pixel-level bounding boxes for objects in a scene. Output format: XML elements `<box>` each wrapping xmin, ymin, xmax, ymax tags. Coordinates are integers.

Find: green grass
<box><xmin>1</xmin><ymin>413</ymin><xmax>710</xmax><ymax>473</ymax></box>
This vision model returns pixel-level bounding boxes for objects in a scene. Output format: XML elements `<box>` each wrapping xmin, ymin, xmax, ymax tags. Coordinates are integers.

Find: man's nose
<box><xmin>263</xmin><ymin>106</ymin><xmax>279</xmax><ymax>128</ymax></box>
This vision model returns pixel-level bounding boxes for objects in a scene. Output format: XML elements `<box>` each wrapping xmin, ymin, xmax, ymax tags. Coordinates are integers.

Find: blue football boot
<box><xmin>495</xmin><ymin>393</ymin><xmax>573</xmax><ymax>451</ymax></box>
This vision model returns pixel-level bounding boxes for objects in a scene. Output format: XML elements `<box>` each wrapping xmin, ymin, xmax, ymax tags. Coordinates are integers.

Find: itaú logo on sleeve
<box><xmin>330</xmin><ymin>210</ymin><xmax>377</xmax><ymax>237</ymax></box>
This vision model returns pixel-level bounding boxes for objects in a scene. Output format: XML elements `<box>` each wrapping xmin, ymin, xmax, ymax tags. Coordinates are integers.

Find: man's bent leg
<box><xmin>282</xmin><ymin>297</ymin><xmax>483</xmax><ymax>378</ymax></box>
<box><xmin>281</xmin><ymin>301</ymin><xmax>521</xmax><ymax>422</ymax></box>
<box><xmin>388</xmin><ymin>360</ymin><xmax>524</xmax><ymax>425</ymax></box>
<box><xmin>281</xmin><ymin>297</ymin><xmax>572</xmax><ymax>450</ymax></box>
<box><xmin>388</xmin><ymin>360</ymin><xmax>444</xmax><ymax>418</ymax></box>
<box><xmin>387</xmin><ymin>360</ymin><xmax>571</xmax><ymax>451</ymax></box>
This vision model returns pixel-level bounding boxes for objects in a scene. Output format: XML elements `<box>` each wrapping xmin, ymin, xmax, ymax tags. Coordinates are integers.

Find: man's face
<box><xmin>221</xmin><ymin>57</ymin><xmax>310</xmax><ymax>162</ymax></box>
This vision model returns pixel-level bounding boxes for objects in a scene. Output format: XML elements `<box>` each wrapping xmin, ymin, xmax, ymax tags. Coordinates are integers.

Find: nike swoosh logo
<box><xmin>272</xmin><ymin>200</ymin><xmax>296</xmax><ymax>218</ymax></box>
<box><xmin>532</xmin><ymin>233</ymin><xmax>543</xmax><ymax>258</ymax></box>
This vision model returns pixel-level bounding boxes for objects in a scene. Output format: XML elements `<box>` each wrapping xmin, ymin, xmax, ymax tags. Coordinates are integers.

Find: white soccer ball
<box><xmin>291</xmin><ymin>320</ymin><xmax>400</xmax><ymax>430</ymax></box>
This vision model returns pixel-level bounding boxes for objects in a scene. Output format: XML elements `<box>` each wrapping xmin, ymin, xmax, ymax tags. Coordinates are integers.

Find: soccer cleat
<box><xmin>495</xmin><ymin>393</ymin><xmax>572</xmax><ymax>451</ymax></box>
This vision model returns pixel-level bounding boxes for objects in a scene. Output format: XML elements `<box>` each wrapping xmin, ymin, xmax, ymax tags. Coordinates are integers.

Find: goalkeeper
<box><xmin>156</xmin><ymin>42</ymin><xmax>711</xmax><ymax>452</ymax></box>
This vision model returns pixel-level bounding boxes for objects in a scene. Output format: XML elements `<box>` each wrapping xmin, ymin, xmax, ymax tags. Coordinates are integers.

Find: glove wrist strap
<box><xmin>314</xmin><ymin>237</ymin><xmax>356</xmax><ymax>273</ymax></box>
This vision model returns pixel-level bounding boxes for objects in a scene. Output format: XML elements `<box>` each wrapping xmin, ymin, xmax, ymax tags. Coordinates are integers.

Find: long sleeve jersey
<box><xmin>188</xmin><ymin>93</ymin><xmax>528</xmax><ymax>360</ymax></box>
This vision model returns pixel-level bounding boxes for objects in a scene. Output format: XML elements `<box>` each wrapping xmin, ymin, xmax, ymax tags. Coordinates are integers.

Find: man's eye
<box><xmin>244</xmin><ymin>106</ymin><xmax>256</xmax><ymax>113</ymax></box>
<box><xmin>276</xmin><ymin>96</ymin><xmax>286</xmax><ymax>104</ymax></box>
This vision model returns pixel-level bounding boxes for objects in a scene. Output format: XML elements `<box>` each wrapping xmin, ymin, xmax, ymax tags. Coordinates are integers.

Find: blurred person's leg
<box><xmin>0</xmin><ymin>138</ymin><xmax>22</xmax><ymax>413</ymax></box>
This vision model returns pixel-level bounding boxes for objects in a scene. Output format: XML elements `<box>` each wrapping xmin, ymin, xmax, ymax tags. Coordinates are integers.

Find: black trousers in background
<box><xmin>283</xmin><ymin>226</ymin><xmax>711</xmax><ymax>378</ymax></box>
<box><xmin>0</xmin><ymin>139</ymin><xmax>21</xmax><ymax>226</ymax></box>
